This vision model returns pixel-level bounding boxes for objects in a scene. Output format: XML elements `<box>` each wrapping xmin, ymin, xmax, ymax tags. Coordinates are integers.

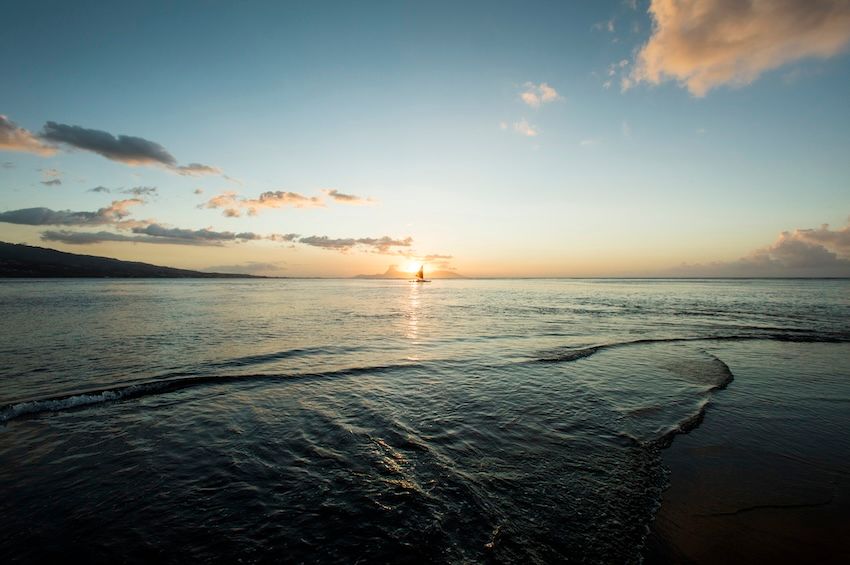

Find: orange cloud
<box><xmin>520</xmin><ymin>82</ymin><xmax>561</xmax><ymax>108</ymax></box>
<box><xmin>322</xmin><ymin>189</ymin><xmax>374</xmax><ymax>205</ymax></box>
<box><xmin>627</xmin><ymin>0</ymin><xmax>850</xmax><ymax>96</ymax></box>
<box><xmin>202</xmin><ymin>190</ymin><xmax>338</xmax><ymax>217</ymax></box>
<box><xmin>0</xmin><ymin>116</ymin><xmax>56</xmax><ymax>156</ymax></box>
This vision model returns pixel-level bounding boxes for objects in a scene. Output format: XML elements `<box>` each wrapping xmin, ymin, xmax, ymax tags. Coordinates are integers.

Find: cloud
<box><xmin>0</xmin><ymin>116</ymin><xmax>56</xmax><ymax>156</ymax></box>
<box><xmin>0</xmin><ymin>118</ymin><xmax>221</xmax><ymax>176</ymax></box>
<box><xmin>40</xmin><ymin>179</ymin><xmax>62</xmax><ymax>186</ymax></box>
<box><xmin>202</xmin><ymin>190</ymin><xmax>324</xmax><ymax>217</ymax></box>
<box><xmin>130</xmin><ymin>223</ymin><xmax>264</xmax><ymax>243</ymax></box>
<box><xmin>520</xmin><ymin>82</ymin><xmax>562</xmax><ymax>108</ymax></box>
<box><xmin>673</xmin><ymin>221</ymin><xmax>850</xmax><ymax>277</ymax></box>
<box><xmin>40</xmin><ymin>224</ymin><xmax>292</xmax><ymax>247</ymax></box>
<box><xmin>40</xmin><ymin>121</ymin><xmax>178</xmax><ymax>166</ymax></box>
<box><xmin>87</xmin><ymin>186</ymin><xmax>112</xmax><ymax>193</ymax></box>
<box><xmin>193</xmin><ymin>188</ymin><xmax>204</xmax><ymax>195</ymax></box>
<box><xmin>791</xmin><ymin>222</ymin><xmax>850</xmax><ymax>254</ymax></box>
<box><xmin>176</xmin><ymin>163</ymin><xmax>222</xmax><ymax>176</ymax></box>
<box><xmin>627</xmin><ymin>0</ymin><xmax>850</xmax><ymax>96</ymax></box>
<box><xmin>298</xmin><ymin>235</ymin><xmax>413</xmax><ymax>254</ymax></box>
<box><xmin>40</xmin><ymin>230</ymin><xmax>193</xmax><ymax>246</ymax></box>
<box><xmin>513</xmin><ymin>119</ymin><xmax>539</xmax><ymax>137</ymax></box>
<box><xmin>322</xmin><ymin>189</ymin><xmax>373</xmax><ymax>205</ymax></box>
<box><xmin>0</xmin><ymin>199</ymin><xmax>144</xmax><ymax>226</ymax></box>
<box><xmin>121</xmin><ymin>186</ymin><xmax>158</xmax><ymax>197</ymax></box>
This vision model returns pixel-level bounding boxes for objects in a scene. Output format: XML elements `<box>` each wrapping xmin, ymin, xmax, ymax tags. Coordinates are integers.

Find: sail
<box><xmin>416</xmin><ymin>265</ymin><xmax>424</xmax><ymax>280</ymax></box>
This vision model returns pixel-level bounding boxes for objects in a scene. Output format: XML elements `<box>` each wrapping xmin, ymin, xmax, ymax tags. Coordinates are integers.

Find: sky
<box><xmin>2</xmin><ymin>0</ymin><xmax>850</xmax><ymax>277</ymax></box>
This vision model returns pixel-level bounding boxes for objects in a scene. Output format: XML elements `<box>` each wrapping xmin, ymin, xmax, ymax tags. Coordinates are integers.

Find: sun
<box><xmin>402</xmin><ymin>261</ymin><xmax>422</xmax><ymax>273</ymax></box>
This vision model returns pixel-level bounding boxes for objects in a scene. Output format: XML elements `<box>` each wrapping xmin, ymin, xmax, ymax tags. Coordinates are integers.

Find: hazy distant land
<box><xmin>0</xmin><ymin>242</ymin><xmax>260</xmax><ymax>278</ymax></box>
<box><xmin>355</xmin><ymin>265</ymin><xmax>465</xmax><ymax>279</ymax></box>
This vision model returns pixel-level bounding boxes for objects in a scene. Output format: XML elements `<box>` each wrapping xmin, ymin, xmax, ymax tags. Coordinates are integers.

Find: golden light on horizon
<box><xmin>402</xmin><ymin>261</ymin><xmax>423</xmax><ymax>273</ymax></box>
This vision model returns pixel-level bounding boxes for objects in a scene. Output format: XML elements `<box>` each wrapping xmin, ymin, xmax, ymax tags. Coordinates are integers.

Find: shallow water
<box><xmin>1</xmin><ymin>279</ymin><xmax>848</xmax><ymax>563</ymax></box>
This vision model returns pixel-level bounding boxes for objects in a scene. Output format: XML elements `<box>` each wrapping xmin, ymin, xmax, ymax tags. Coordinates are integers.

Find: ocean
<box><xmin>1</xmin><ymin>278</ymin><xmax>848</xmax><ymax>563</ymax></box>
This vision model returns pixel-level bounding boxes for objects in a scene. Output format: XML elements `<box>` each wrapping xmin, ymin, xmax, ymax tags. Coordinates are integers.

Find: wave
<box><xmin>207</xmin><ymin>345</ymin><xmax>356</xmax><ymax>369</ymax></box>
<box><xmin>649</xmin><ymin>352</ymin><xmax>734</xmax><ymax>450</ymax></box>
<box><xmin>534</xmin><ymin>332</ymin><xmax>850</xmax><ymax>364</ymax></box>
<box><xmin>0</xmin><ymin>362</ymin><xmax>424</xmax><ymax>424</ymax></box>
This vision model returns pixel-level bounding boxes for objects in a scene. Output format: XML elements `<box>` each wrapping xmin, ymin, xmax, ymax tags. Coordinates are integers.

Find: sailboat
<box><xmin>411</xmin><ymin>264</ymin><xmax>431</xmax><ymax>283</ymax></box>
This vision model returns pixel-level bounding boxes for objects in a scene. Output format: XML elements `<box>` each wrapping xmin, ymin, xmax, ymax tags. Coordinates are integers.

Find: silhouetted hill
<box><xmin>355</xmin><ymin>265</ymin><xmax>465</xmax><ymax>279</ymax></box>
<box><xmin>0</xmin><ymin>242</ymin><xmax>260</xmax><ymax>278</ymax></box>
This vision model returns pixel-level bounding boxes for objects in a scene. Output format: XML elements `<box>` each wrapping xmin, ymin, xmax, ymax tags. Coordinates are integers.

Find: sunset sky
<box><xmin>2</xmin><ymin>0</ymin><xmax>850</xmax><ymax>277</ymax></box>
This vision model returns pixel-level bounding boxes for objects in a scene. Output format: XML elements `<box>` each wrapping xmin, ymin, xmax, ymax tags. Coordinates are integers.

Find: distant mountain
<box><xmin>355</xmin><ymin>265</ymin><xmax>465</xmax><ymax>279</ymax></box>
<box><xmin>0</xmin><ymin>242</ymin><xmax>260</xmax><ymax>278</ymax></box>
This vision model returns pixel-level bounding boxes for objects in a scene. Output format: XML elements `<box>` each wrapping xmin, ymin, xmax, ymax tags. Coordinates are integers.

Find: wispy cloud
<box><xmin>122</xmin><ymin>186</ymin><xmax>158</xmax><ymax>197</ymax></box>
<box><xmin>175</xmin><ymin>163</ymin><xmax>222</xmax><ymax>177</ymax></box>
<box><xmin>0</xmin><ymin>116</ymin><xmax>56</xmax><ymax>156</ymax></box>
<box><xmin>322</xmin><ymin>189</ymin><xmax>374</xmax><ymax>205</ymax></box>
<box><xmin>625</xmin><ymin>0</ymin><xmax>850</xmax><ymax>96</ymax></box>
<box><xmin>513</xmin><ymin>119</ymin><xmax>539</xmax><ymax>137</ymax></box>
<box><xmin>520</xmin><ymin>82</ymin><xmax>562</xmax><ymax>108</ymax></box>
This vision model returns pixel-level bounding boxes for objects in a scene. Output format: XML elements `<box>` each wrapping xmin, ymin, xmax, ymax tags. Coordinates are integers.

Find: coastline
<box><xmin>644</xmin><ymin>341</ymin><xmax>850</xmax><ymax>564</ymax></box>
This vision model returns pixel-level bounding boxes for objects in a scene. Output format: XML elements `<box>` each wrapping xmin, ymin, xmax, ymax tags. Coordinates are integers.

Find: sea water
<box><xmin>1</xmin><ymin>279</ymin><xmax>848</xmax><ymax>562</ymax></box>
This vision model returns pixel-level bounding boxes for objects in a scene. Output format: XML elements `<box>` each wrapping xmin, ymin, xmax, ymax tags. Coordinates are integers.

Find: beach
<box><xmin>646</xmin><ymin>341</ymin><xmax>850</xmax><ymax>563</ymax></box>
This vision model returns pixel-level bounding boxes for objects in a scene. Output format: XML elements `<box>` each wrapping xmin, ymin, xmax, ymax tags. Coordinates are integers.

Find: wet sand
<box><xmin>644</xmin><ymin>342</ymin><xmax>850</xmax><ymax>564</ymax></box>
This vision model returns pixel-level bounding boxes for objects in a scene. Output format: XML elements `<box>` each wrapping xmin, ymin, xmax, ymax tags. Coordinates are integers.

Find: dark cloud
<box><xmin>40</xmin><ymin>179</ymin><xmax>62</xmax><ymax>186</ymax></box>
<box><xmin>298</xmin><ymin>235</ymin><xmax>413</xmax><ymax>254</ymax></box>
<box><xmin>0</xmin><ymin>200</ymin><xmax>143</xmax><ymax>226</ymax></box>
<box><xmin>87</xmin><ymin>186</ymin><xmax>111</xmax><ymax>193</ymax></box>
<box><xmin>130</xmin><ymin>223</ymin><xmax>263</xmax><ymax>243</ymax></box>
<box><xmin>40</xmin><ymin>121</ymin><xmax>178</xmax><ymax>166</ymax></box>
<box><xmin>0</xmin><ymin>115</ymin><xmax>55</xmax><ymax>155</ymax></box>
<box><xmin>40</xmin><ymin>224</ymin><xmax>296</xmax><ymax>247</ymax></box>
<box><xmin>40</xmin><ymin>230</ymin><xmax>195</xmax><ymax>246</ymax></box>
<box><xmin>0</xmin><ymin>115</ymin><xmax>221</xmax><ymax>176</ymax></box>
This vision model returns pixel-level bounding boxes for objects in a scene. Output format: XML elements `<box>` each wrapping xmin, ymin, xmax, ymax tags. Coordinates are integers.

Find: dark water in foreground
<box><xmin>1</xmin><ymin>279</ymin><xmax>848</xmax><ymax>563</ymax></box>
